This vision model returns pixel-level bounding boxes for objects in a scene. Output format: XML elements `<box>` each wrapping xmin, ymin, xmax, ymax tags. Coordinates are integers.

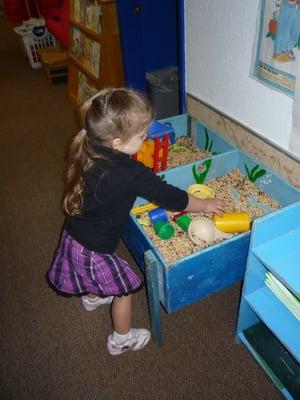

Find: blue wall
<box><xmin>117</xmin><ymin>0</ymin><xmax>180</xmax><ymax>93</ymax></box>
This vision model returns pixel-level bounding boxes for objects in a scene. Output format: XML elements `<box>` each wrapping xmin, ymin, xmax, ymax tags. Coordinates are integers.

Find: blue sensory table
<box><xmin>122</xmin><ymin>114</ymin><xmax>300</xmax><ymax>345</ymax></box>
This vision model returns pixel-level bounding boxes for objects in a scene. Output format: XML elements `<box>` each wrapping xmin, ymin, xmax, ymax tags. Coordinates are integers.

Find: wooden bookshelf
<box><xmin>68</xmin><ymin>0</ymin><xmax>124</xmax><ymax>111</ymax></box>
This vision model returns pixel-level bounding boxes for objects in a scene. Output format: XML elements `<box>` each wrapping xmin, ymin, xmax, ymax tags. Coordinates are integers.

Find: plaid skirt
<box><xmin>48</xmin><ymin>230</ymin><xmax>143</xmax><ymax>297</ymax></box>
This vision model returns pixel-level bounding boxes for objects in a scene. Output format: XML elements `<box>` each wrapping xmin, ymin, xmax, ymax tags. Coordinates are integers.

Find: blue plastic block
<box><xmin>148</xmin><ymin>120</ymin><xmax>175</xmax><ymax>143</ymax></box>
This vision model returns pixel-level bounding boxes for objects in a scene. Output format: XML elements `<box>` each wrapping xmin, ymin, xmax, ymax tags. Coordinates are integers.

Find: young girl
<box><xmin>48</xmin><ymin>88</ymin><xmax>225</xmax><ymax>356</ymax></box>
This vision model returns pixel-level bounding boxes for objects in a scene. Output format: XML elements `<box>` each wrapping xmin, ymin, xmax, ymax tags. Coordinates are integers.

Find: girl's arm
<box><xmin>131</xmin><ymin>161</ymin><xmax>225</xmax><ymax>215</ymax></box>
<box><xmin>184</xmin><ymin>194</ymin><xmax>225</xmax><ymax>215</ymax></box>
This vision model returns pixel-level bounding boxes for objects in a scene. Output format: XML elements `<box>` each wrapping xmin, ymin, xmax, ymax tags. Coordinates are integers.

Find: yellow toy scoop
<box><xmin>188</xmin><ymin>184</ymin><xmax>215</xmax><ymax>199</ymax></box>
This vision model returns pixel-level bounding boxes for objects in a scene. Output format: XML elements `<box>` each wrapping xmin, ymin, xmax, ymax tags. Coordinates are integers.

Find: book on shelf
<box><xmin>73</xmin><ymin>0</ymin><xmax>85</xmax><ymax>24</ymax></box>
<box><xmin>265</xmin><ymin>272</ymin><xmax>300</xmax><ymax>321</ymax></box>
<box><xmin>71</xmin><ymin>27</ymin><xmax>83</xmax><ymax>60</ymax></box>
<box><xmin>85</xmin><ymin>3</ymin><xmax>93</xmax><ymax>30</ymax></box>
<box><xmin>73</xmin><ymin>0</ymin><xmax>80</xmax><ymax>22</ymax></box>
<box><xmin>78</xmin><ymin>71</ymin><xmax>98</xmax><ymax>105</ymax></box>
<box><xmin>95</xmin><ymin>2</ymin><xmax>103</xmax><ymax>34</ymax></box>
<box><xmin>83</xmin><ymin>36</ymin><xmax>93</xmax><ymax>72</ymax></box>
<box><xmin>91</xmin><ymin>41</ymin><xmax>101</xmax><ymax>78</ymax></box>
<box><xmin>85</xmin><ymin>1</ymin><xmax>103</xmax><ymax>33</ymax></box>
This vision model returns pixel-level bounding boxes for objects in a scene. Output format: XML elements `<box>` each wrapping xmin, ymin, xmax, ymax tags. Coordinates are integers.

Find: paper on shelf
<box><xmin>265</xmin><ymin>272</ymin><xmax>300</xmax><ymax>321</ymax></box>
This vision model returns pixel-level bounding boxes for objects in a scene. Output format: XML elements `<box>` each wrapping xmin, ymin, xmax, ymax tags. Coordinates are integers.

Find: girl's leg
<box><xmin>107</xmin><ymin>294</ymin><xmax>150</xmax><ymax>355</ymax></box>
<box><xmin>110</xmin><ymin>295</ymin><xmax>132</xmax><ymax>334</ymax></box>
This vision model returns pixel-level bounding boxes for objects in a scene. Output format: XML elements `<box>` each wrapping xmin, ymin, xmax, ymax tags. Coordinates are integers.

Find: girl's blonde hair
<box><xmin>63</xmin><ymin>87</ymin><xmax>153</xmax><ymax>216</ymax></box>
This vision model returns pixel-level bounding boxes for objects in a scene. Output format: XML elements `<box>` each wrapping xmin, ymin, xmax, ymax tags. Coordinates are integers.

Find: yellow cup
<box><xmin>213</xmin><ymin>213</ymin><xmax>250</xmax><ymax>233</ymax></box>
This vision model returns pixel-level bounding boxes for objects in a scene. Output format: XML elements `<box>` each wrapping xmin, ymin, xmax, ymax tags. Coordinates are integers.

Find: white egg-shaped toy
<box><xmin>188</xmin><ymin>217</ymin><xmax>233</xmax><ymax>245</ymax></box>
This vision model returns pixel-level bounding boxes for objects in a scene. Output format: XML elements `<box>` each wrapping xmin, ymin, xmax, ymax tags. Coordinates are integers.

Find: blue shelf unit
<box><xmin>122</xmin><ymin>142</ymin><xmax>300</xmax><ymax>345</ymax></box>
<box><xmin>236</xmin><ymin>201</ymin><xmax>300</xmax><ymax>399</ymax></box>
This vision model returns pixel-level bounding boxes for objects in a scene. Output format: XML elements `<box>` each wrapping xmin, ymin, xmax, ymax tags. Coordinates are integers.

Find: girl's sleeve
<box><xmin>131</xmin><ymin>161</ymin><xmax>189</xmax><ymax>211</ymax></box>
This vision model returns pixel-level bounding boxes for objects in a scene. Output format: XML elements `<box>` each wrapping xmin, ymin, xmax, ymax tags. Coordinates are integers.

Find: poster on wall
<box><xmin>254</xmin><ymin>0</ymin><xmax>300</xmax><ymax>96</ymax></box>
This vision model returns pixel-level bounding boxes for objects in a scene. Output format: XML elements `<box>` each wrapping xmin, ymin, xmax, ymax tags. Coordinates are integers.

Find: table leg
<box><xmin>144</xmin><ymin>250</ymin><xmax>163</xmax><ymax>345</ymax></box>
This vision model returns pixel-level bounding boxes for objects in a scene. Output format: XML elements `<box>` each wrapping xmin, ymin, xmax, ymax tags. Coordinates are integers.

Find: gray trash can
<box><xmin>145</xmin><ymin>66</ymin><xmax>179</xmax><ymax>119</ymax></box>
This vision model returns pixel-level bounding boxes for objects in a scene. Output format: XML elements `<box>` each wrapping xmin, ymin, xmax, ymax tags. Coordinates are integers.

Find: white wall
<box><xmin>186</xmin><ymin>0</ymin><xmax>294</xmax><ymax>154</ymax></box>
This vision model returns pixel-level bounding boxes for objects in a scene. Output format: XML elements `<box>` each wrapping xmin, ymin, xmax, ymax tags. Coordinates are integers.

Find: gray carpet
<box><xmin>0</xmin><ymin>15</ymin><xmax>282</xmax><ymax>400</ymax></box>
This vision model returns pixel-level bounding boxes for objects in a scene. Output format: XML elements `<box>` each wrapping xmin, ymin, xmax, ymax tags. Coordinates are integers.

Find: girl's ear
<box><xmin>112</xmin><ymin>137</ymin><xmax>124</xmax><ymax>151</ymax></box>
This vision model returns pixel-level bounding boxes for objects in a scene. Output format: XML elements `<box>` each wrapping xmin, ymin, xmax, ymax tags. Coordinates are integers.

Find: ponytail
<box><xmin>63</xmin><ymin>128</ymin><xmax>91</xmax><ymax>216</ymax></box>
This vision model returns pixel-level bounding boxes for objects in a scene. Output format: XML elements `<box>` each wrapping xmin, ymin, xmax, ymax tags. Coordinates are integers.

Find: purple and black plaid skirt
<box><xmin>48</xmin><ymin>230</ymin><xmax>143</xmax><ymax>296</ymax></box>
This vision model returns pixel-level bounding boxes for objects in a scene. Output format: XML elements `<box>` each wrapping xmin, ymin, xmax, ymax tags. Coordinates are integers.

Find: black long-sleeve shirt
<box><xmin>65</xmin><ymin>146</ymin><xmax>188</xmax><ymax>253</ymax></box>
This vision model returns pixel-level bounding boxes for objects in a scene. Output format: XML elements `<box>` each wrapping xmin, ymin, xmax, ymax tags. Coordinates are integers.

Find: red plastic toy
<box><xmin>133</xmin><ymin>120</ymin><xmax>175</xmax><ymax>173</ymax></box>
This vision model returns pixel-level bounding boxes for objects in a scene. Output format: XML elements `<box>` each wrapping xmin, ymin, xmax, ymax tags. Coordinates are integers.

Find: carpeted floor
<box><xmin>0</xmin><ymin>15</ymin><xmax>282</xmax><ymax>400</ymax></box>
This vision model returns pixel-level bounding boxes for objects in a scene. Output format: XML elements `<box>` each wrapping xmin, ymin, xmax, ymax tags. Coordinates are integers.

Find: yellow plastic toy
<box><xmin>213</xmin><ymin>213</ymin><xmax>250</xmax><ymax>233</ymax></box>
<box><xmin>131</xmin><ymin>202</ymin><xmax>157</xmax><ymax>215</ymax></box>
<box><xmin>188</xmin><ymin>184</ymin><xmax>215</xmax><ymax>199</ymax></box>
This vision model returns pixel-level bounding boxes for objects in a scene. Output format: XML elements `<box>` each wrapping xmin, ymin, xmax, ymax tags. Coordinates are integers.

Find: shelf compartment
<box><xmin>245</xmin><ymin>286</ymin><xmax>300</xmax><ymax>362</ymax></box>
<box><xmin>70</xmin><ymin>27</ymin><xmax>101</xmax><ymax>79</ymax></box>
<box><xmin>239</xmin><ymin>322</ymin><xmax>300</xmax><ymax>399</ymax></box>
<box><xmin>69</xmin><ymin>55</ymin><xmax>99</xmax><ymax>82</ymax></box>
<box><xmin>70</xmin><ymin>19</ymin><xmax>102</xmax><ymax>40</ymax></box>
<box><xmin>72</xmin><ymin>0</ymin><xmax>103</xmax><ymax>35</ymax></box>
<box><xmin>252</xmin><ymin>227</ymin><xmax>300</xmax><ymax>297</ymax></box>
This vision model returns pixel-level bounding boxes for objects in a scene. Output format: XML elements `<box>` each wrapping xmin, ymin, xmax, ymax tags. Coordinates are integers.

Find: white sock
<box><xmin>112</xmin><ymin>330</ymin><xmax>130</xmax><ymax>344</ymax></box>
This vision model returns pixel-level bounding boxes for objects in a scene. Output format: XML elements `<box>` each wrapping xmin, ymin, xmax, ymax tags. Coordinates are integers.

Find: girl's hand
<box><xmin>205</xmin><ymin>198</ymin><xmax>225</xmax><ymax>215</ymax></box>
<box><xmin>185</xmin><ymin>193</ymin><xmax>225</xmax><ymax>214</ymax></box>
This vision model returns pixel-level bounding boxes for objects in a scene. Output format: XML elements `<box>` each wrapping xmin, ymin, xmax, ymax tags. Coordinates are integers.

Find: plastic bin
<box><xmin>145</xmin><ymin>67</ymin><xmax>179</xmax><ymax>119</ymax></box>
<box><xmin>14</xmin><ymin>19</ymin><xmax>56</xmax><ymax>69</ymax></box>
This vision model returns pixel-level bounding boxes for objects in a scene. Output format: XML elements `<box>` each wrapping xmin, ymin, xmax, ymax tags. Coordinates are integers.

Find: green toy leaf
<box><xmin>250</xmin><ymin>165</ymin><xmax>260</xmax><ymax>176</ymax></box>
<box><xmin>192</xmin><ymin>164</ymin><xmax>198</xmax><ymax>182</ymax></box>
<box><xmin>204</xmin><ymin>128</ymin><xmax>214</xmax><ymax>152</ymax></box>
<box><xmin>244</xmin><ymin>163</ymin><xmax>251</xmax><ymax>179</ymax></box>
<box><xmin>204</xmin><ymin>128</ymin><xmax>209</xmax><ymax>150</ymax></box>
<box><xmin>192</xmin><ymin>159</ymin><xmax>212</xmax><ymax>184</ymax></box>
<box><xmin>245</xmin><ymin>163</ymin><xmax>266</xmax><ymax>182</ymax></box>
<box><xmin>253</xmin><ymin>169</ymin><xmax>266</xmax><ymax>182</ymax></box>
